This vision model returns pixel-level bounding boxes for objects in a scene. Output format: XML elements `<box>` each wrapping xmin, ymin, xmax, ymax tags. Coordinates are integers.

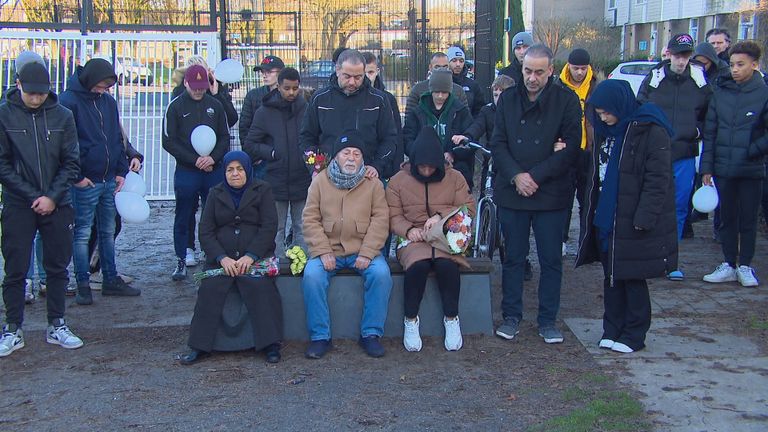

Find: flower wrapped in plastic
<box><xmin>424</xmin><ymin>206</ymin><xmax>473</xmax><ymax>254</ymax></box>
<box><xmin>285</xmin><ymin>245</ymin><xmax>308</xmax><ymax>275</ymax></box>
<box><xmin>304</xmin><ymin>150</ymin><xmax>330</xmax><ymax>177</ymax></box>
<box><xmin>193</xmin><ymin>256</ymin><xmax>280</xmax><ymax>284</ymax></box>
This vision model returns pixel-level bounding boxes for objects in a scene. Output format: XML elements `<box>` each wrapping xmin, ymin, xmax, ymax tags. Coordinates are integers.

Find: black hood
<box><xmin>409</xmin><ymin>126</ymin><xmax>446</xmax><ymax>183</ymax></box>
<box><xmin>78</xmin><ymin>59</ymin><xmax>118</xmax><ymax>90</ymax></box>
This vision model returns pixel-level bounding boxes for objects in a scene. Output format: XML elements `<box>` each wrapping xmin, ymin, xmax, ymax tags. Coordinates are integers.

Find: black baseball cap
<box><xmin>18</xmin><ymin>62</ymin><xmax>50</xmax><ymax>94</ymax></box>
<box><xmin>668</xmin><ymin>33</ymin><xmax>695</xmax><ymax>54</ymax></box>
<box><xmin>253</xmin><ymin>55</ymin><xmax>285</xmax><ymax>72</ymax></box>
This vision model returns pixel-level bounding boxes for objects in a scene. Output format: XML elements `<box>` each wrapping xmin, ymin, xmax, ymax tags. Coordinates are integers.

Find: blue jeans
<box><xmin>302</xmin><ymin>254</ymin><xmax>392</xmax><ymax>341</ymax></box>
<box><xmin>673</xmin><ymin>158</ymin><xmax>696</xmax><ymax>240</ymax></box>
<box><xmin>26</xmin><ymin>231</ymin><xmax>46</xmax><ymax>282</ymax></box>
<box><xmin>499</xmin><ymin>207</ymin><xmax>567</xmax><ymax>327</ymax></box>
<box><xmin>71</xmin><ymin>180</ymin><xmax>118</xmax><ymax>285</ymax></box>
<box><xmin>173</xmin><ymin>166</ymin><xmax>223</xmax><ymax>259</ymax></box>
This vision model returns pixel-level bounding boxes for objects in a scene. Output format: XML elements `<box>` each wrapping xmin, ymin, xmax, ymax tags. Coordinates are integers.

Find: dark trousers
<box><xmin>2</xmin><ymin>205</ymin><xmax>74</xmax><ymax>326</ymax></box>
<box><xmin>600</xmin><ymin>252</ymin><xmax>651</xmax><ymax>351</ymax></box>
<box><xmin>87</xmin><ymin>214</ymin><xmax>122</xmax><ymax>273</ymax></box>
<box><xmin>564</xmin><ymin>149</ymin><xmax>589</xmax><ymax>242</ymax></box>
<box><xmin>403</xmin><ymin>258</ymin><xmax>460</xmax><ymax>319</ymax></box>
<box><xmin>762</xmin><ymin>165</ymin><xmax>768</xmax><ymax>225</ymax></box>
<box><xmin>499</xmin><ymin>207</ymin><xmax>567</xmax><ymax>327</ymax></box>
<box><xmin>717</xmin><ymin>177</ymin><xmax>763</xmax><ymax>267</ymax></box>
<box><xmin>173</xmin><ymin>166</ymin><xmax>223</xmax><ymax>259</ymax></box>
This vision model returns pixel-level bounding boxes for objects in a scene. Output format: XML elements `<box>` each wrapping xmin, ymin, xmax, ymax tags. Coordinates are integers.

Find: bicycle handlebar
<box><xmin>457</xmin><ymin>139</ymin><xmax>491</xmax><ymax>156</ymax></box>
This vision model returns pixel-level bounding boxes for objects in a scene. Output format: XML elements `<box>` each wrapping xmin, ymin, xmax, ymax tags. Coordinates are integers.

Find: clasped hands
<box><xmin>514</xmin><ymin>139</ymin><xmax>567</xmax><ymax>197</ymax></box>
<box><xmin>220</xmin><ymin>255</ymin><xmax>255</xmax><ymax>277</ymax></box>
<box><xmin>196</xmin><ymin>156</ymin><xmax>214</xmax><ymax>172</ymax></box>
<box><xmin>406</xmin><ymin>214</ymin><xmax>441</xmax><ymax>242</ymax></box>
<box><xmin>319</xmin><ymin>253</ymin><xmax>370</xmax><ymax>271</ymax></box>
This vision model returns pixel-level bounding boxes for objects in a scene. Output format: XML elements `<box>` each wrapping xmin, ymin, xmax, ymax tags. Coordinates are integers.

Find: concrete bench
<box><xmin>213</xmin><ymin>258</ymin><xmax>494</xmax><ymax>349</ymax></box>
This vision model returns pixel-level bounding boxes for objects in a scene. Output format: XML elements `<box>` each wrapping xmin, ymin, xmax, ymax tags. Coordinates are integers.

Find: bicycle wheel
<box><xmin>476</xmin><ymin>201</ymin><xmax>497</xmax><ymax>260</ymax></box>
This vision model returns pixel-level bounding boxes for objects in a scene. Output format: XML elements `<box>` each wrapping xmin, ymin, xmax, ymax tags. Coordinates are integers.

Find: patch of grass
<box><xmin>748</xmin><ymin>316</ymin><xmax>768</xmax><ymax>330</ymax></box>
<box><xmin>529</xmin><ymin>391</ymin><xmax>650</xmax><ymax>432</ymax></box>
<box><xmin>580</xmin><ymin>372</ymin><xmax>612</xmax><ymax>385</ymax></box>
<box><xmin>562</xmin><ymin>386</ymin><xmax>589</xmax><ymax>402</ymax></box>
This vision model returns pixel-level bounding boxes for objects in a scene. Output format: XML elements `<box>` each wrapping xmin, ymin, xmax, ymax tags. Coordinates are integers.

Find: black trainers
<box><xmin>75</xmin><ymin>284</ymin><xmax>93</xmax><ymax>305</ymax></box>
<box><xmin>102</xmin><ymin>277</ymin><xmax>141</xmax><ymax>296</ymax></box>
<box><xmin>263</xmin><ymin>343</ymin><xmax>281</xmax><ymax>364</ymax></box>
<box><xmin>172</xmin><ymin>259</ymin><xmax>187</xmax><ymax>281</ymax></box>
<box><xmin>305</xmin><ymin>339</ymin><xmax>332</xmax><ymax>359</ymax></box>
<box><xmin>358</xmin><ymin>335</ymin><xmax>385</xmax><ymax>358</ymax></box>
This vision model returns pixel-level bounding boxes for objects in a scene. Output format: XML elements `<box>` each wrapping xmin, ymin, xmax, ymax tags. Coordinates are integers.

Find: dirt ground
<box><xmin>1</xmin><ymin>203</ymin><xmax>765</xmax><ymax>431</ymax></box>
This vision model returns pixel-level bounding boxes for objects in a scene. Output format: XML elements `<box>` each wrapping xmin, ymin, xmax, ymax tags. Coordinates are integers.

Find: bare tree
<box><xmin>306</xmin><ymin>0</ymin><xmax>374</xmax><ymax>58</ymax></box>
<box><xmin>533</xmin><ymin>17</ymin><xmax>574</xmax><ymax>57</ymax></box>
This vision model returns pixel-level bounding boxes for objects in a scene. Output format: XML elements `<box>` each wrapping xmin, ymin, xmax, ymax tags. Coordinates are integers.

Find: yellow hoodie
<box><xmin>559</xmin><ymin>64</ymin><xmax>594</xmax><ymax>149</ymax></box>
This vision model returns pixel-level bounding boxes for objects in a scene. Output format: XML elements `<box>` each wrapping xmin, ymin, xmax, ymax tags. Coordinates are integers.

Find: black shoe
<box><xmin>102</xmin><ymin>277</ymin><xmax>141</xmax><ymax>296</ymax></box>
<box><xmin>358</xmin><ymin>335</ymin><xmax>385</xmax><ymax>358</ymax></box>
<box><xmin>75</xmin><ymin>285</ymin><xmax>93</xmax><ymax>305</ymax></box>
<box><xmin>178</xmin><ymin>349</ymin><xmax>209</xmax><ymax>365</ymax></box>
<box><xmin>263</xmin><ymin>343</ymin><xmax>281</xmax><ymax>364</ymax></box>
<box><xmin>172</xmin><ymin>259</ymin><xmax>187</xmax><ymax>281</ymax></box>
<box><xmin>524</xmin><ymin>259</ymin><xmax>533</xmax><ymax>281</ymax></box>
<box><xmin>305</xmin><ymin>339</ymin><xmax>332</xmax><ymax>359</ymax></box>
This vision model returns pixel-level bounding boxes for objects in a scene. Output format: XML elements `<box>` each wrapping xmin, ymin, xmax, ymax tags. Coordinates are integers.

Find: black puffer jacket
<box><xmin>489</xmin><ymin>77</ymin><xmax>582</xmax><ymax>211</ymax></box>
<box><xmin>700</xmin><ymin>73</ymin><xmax>768</xmax><ymax>179</ymax></box>
<box><xmin>199</xmin><ymin>180</ymin><xmax>278</xmax><ymax>269</ymax></box>
<box><xmin>299</xmin><ymin>75</ymin><xmax>397</xmax><ymax>177</ymax></box>
<box><xmin>453</xmin><ymin>70</ymin><xmax>486</xmax><ymax>117</ymax></box>
<box><xmin>239</xmin><ymin>84</ymin><xmax>271</xmax><ymax>145</ymax></box>
<box><xmin>576</xmin><ymin>121</ymin><xmax>678</xmax><ymax>280</ymax></box>
<box><xmin>0</xmin><ymin>88</ymin><xmax>81</xmax><ymax>207</ymax></box>
<box><xmin>637</xmin><ymin>61</ymin><xmax>712</xmax><ymax>161</ymax></box>
<box><xmin>243</xmin><ymin>89</ymin><xmax>311</xmax><ymax>201</ymax></box>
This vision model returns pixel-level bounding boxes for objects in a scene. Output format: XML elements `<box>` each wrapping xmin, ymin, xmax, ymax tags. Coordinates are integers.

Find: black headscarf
<box><xmin>222</xmin><ymin>151</ymin><xmax>253</xmax><ymax>208</ymax></box>
<box><xmin>409</xmin><ymin>126</ymin><xmax>446</xmax><ymax>183</ymax></box>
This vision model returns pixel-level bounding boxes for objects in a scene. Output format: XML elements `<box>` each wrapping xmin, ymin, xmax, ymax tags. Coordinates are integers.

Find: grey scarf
<box><xmin>327</xmin><ymin>159</ymin><xmax>366</xmax><ymax>190</ymax></box>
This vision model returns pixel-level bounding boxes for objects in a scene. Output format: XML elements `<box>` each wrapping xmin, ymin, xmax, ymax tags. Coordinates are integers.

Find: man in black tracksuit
<box><xmin>0</xmin><ymin>63</ymin><xmax>83</xmax><ymax>356</ymax></box>
<box><xmin>490</xmin><ymin>45</ymin><xmax>581</xmax><ymax>344</ymax></box>
<box><xmin>163</xmin><ymin>65</ymin><xmax>231</xmax><ymax>280</ymax></box>
<box><xmin>447</xmin><ymin>46</ymin><xmax>485</xmax><ymax>118</ymax></box>
<box><xmin>299</xmin><ymin>49</ymin><xmax>396</xmax><ymax>180</ymax></box>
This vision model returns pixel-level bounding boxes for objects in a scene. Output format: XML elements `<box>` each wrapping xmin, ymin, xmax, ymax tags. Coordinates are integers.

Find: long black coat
<box><xmin>576</xmin><ymin>121</ymin><xmax>678</xmax><ymax>280</ymax></box>
<box><xmin>700</xmin><ymin>73</ymin><xmax>768</xmax><ymax>179</ymax></box>
<box><xmin>199</xmin><ymin>181</ymin><xmax>278</xmax><ymax>268</ymax></box>
<box><xmin>243</xmin><ymin>90</ymin><xmax>311</xmax><ymax>201</ymax></box>
<box><xmin>490</xmin><ymin>77</ymin><xmax>582</xmax><ymax>211</ymax></box>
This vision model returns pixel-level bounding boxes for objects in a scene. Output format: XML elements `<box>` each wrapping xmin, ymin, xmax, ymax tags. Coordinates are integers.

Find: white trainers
<box><xmin>444</xmin><ymin>316</ymin><xmax>463</xmax><ymax>351</ymax></box>
<box><xmin>703</xmin><ymin>262</ymin><xmax>737</xmax><ymax>283</ymax></box>
<box><xmin>185</xmin><ymin>248</ymin><xmax>198</xmax><ymax>267</ymax></box>
<box><xmin>46</xmin><ymin>320</ymin><xmax>84</xmax><ymax>349</ymax></box>
<box><xmin>611</xmin><ymin>342</ymin><xmax>634</xmax><ymax>353</ymax></box>
<box><xmin>0</xmin><ymin>326</ymin><xmax>24</xmax><ymax>357</ymax></box>
<box><xmin>24</xmin><ymin>279</ymin><xmax>35</xmax><ymax>304</ymax></box>
<box><xmin>736</xmin><ymin>265</ymin><xmax>759</xmax><ymax>287</ymax></box>
<box><xmin>599</xmin><ymin>338</ymin><xmax>615</xmax><ymax>349</ymax></box>
<box><xmin>403</xmin><ymin>317</ymin><xmax>422</xmax><ymax>352</ymax></box>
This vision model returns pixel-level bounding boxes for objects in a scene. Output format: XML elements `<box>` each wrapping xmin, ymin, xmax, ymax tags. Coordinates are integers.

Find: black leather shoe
<box><xmin>264</xmin><ymin>343</ymin><xmax>281</xmax><ymax>364</ymax></box>
<box><xmin>305</xmin><ymin>339</ymin><xmax>332</xmax><ymax>359</ymax></box>
<box><xmin>178</xmin><ymin>349</ymin><xmax>209</xmax><ymax>365</ymax></box>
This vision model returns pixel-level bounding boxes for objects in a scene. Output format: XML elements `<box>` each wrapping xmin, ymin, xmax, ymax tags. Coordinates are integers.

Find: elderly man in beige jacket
<box><xmin>301</xmin><ymin>131</ymin><xmax>391</xmax><ymax>359</ymax></box>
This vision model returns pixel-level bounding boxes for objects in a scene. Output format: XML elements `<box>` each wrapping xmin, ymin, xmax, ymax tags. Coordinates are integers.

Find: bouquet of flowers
<box><xmin>304</xmin><ymin>150</ymin><xmax>330</xmax><ymax>177</ymax></box>
<box><xmin>285</xmin><ymin>245</ymin><xmax>308</xmax><ymax>275</ymax></box>
<box><xmin>193</xmin><ymin>256</ymin><xmax>280</xmax><ymax>284</ymax></box>
<box><xmin>424</xmin><ymin>206</ymin><xmax>473</xmax><ymax>254</ymax></box>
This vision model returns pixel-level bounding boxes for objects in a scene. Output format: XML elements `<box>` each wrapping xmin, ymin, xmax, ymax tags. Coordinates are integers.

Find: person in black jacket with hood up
<box><xmin>700</xmin><ymin>41</ymin><xmax>768</xmax><ymax>288</ymax></box>
<box><xmin>576</xmin><ymin>79</ymin><xmax>676</xmax><ymax>354</ymax></box>
<box><xmin>299</xmin><ymin>49</ymin><xmax>397</xmax><ymax>181</ymax></box>
<box><xmin>0</xmin><ymin>63</ymin><xmax>84</xmax><ymax>356</ymax></box>
<box><xmin>163</xmin><ymin>65</ymin><xmax>231</xmax><ymax>281</ymax></box>
<box><xmin>244</xmin><ymin>68</ymin><xmax>311</xmax><ymax>257</ymax></box>
<box><xmin>693</xmin><ymin>42</ymin><xmax>731</xmax><ymax>85</ymax></box>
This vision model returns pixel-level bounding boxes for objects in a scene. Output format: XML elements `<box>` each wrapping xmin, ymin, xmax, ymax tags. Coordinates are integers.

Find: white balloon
<box><xmin>191</xmin><ymin>125</ymin><xmax>216</xmax><ymax>156</ymax></box>
<box><xmin>214</xmin><ymin>59</ymin><xmax>245</xmax><ymax>84</ymax></box>
<box><xmin>692</xmin><ymin>184</ymin><xmax>719</xmax><ymax>213</ymax></box>
<box><xmin>122</xmin><ymin>171</ymin><xmax>146</xmax><ymax>196</ymax></box>
<box><xmin>115</xmin><ymin>192</ymin><xmax>150</xmax><ymax>223</ymax></box>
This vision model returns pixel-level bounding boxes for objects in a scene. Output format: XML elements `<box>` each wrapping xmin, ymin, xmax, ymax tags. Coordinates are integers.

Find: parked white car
<box><xmin>607</xmin><ymin>61</ymin><xmax>657</xmax><ymax>95</ymax></box>
<box><xmin>94</xmin><ymin>56</ymin><xmax>154</xmax><ymax>86</ymax></box>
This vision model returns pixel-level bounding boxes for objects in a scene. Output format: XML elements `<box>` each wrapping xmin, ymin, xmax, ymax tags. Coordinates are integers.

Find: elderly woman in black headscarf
<box><xmin>576</xmin><ymin>80</ymin><xmax>676</xmax><ymax>354</ymax></box>
<box><xmin>179</xmin><ymin>151</ymin><xmax>282</xmax><ymax>365</ymax></box>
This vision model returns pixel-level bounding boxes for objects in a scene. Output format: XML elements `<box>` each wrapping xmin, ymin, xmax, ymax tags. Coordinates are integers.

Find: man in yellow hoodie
<box><xmin>559</xmin><ymin>48</ymin><xmax>597</xmax><ymax>252</ymax></box>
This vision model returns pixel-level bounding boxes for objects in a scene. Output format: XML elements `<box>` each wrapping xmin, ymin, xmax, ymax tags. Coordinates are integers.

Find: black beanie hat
<box><xmin>410</xmin><ymin>126</ymin><xmax>446</xmax><ymax>183</ymax></box>
<box><xmin>568</xmin><ymin>48</ymin><xmax>591</xmax><ymax>66</ymax></box>
<box><xmin>332</xmin><ymin>129</ymin><xmax>366</xmax><ymax>157</ymax></box>
<box><xmin>79</xmin><ymin>58</ymin><xmax>118</xmax><ymax>91</ymax></box>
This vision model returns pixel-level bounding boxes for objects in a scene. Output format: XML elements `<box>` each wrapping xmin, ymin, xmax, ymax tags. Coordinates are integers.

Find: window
<box><xmin>690</xmin><ymin>18</ymin><xmax>699</xmax><ymax>43</ymax></box>
<box><xmin>635</xmin><ymin>0</ymin><xmax>647</xmax><ymax>4</ymax></box>
<box><xmin>740</xmin><ymin>13</ymin><xmax>754</xmax><ymax>40</ymax></box>
<box><xmin>608</xmin><ymin>0</ymin><xmax>617</xmax><ymax>9</ymax></box>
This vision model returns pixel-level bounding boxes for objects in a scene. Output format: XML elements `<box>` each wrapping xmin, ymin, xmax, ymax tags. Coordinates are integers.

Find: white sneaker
<box><xmin>46</xmin><ymin>320</ymin><xmax>84</xmax><ymax>349</ymax></box>
<box><xmin>24</xmin><ymin>279</ymin><xmax>35</xmax><ymax>304</ymax></box>
<box><xmin>599</xmin><ymin>338</ymin><xmax>615</xmax><ymax>349</ymax></box>
<box><xmin>703</xmin><ymin>262</ymin><xmax>737</xmax><ymax>283</ymax></box>
<box><xmin>444</xmin><ymin>316</ymin><xmax>463</xmax><ymax>351</ymax></box>
<box><xmin>611</xmin><ymin>342</ymin><xmax>634</xmax><ymax>353</ymax></box>
<box><xmin>736</xmin><ymin>265</ymin><xmax>759</xmax><ymax>287</ymax></box>
<box><xmin>185</xmin><ymin>248</ymin><xmax>198</xmax><ymax>267</ymax></box>
<box><xmin>403</xmin><ymin>317</ymin><xmax>422</xmax><ymax>352</ymax></box>
<box><xmin>0</xmin><ymin>326</ymin><xmax>24</xmax><ymax>357</ymax></box>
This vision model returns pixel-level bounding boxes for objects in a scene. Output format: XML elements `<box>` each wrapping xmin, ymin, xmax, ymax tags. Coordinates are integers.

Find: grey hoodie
<box><xmin>693</xmin><ymin>42</ymin><xmax>731</xmax><ymax>85</ymax></box>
